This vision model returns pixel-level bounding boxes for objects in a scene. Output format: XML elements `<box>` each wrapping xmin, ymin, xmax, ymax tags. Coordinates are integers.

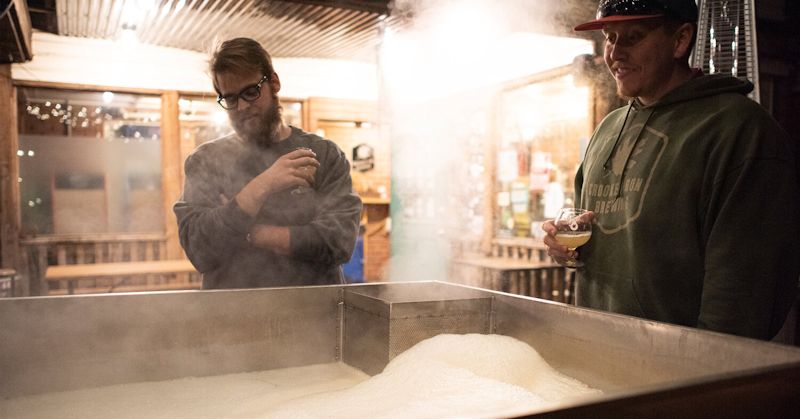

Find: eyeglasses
<box><xmin>216</xmin><ymin>75</ymin><xmax>269</xmax><ymax>110</ymax></box>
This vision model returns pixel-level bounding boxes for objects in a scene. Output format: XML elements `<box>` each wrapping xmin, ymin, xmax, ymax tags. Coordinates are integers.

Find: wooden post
<box><xmin>0</xmin><ymin>65</ymin><xmax>23</xmax><ymax>294</ymax></box>
<box><xmin>482</xmin><ymin>93</ymin><xmax>500</xmax><ymax>256</ymax></box>
<box><xmin>160</xmin><ymin>91</ymin><xmax>183</xmax><ymax>260</ymax></box>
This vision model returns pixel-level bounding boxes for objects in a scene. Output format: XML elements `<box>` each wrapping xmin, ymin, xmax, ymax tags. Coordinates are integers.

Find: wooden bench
<box><xmin>45</xmin><ymin>260</ymin><xmax>201</xmax><ymax>295</ymax></box>
<box><xmin>21</xmin><ymin>234</ymin><xmax>172</xmax><ymax>296</ymax></box>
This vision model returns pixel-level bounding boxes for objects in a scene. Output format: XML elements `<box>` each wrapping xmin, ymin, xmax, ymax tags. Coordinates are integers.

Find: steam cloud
<box><xmin>382</xmin><ymin>0</ymin><xmax>595</xmax><ymax>282</ymax></box>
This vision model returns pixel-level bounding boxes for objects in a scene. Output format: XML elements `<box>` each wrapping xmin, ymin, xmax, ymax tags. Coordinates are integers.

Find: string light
<box><xmin>23</xmin><ymin>99</ymin><xmax>161</xmax><ymax>142</ymax></box>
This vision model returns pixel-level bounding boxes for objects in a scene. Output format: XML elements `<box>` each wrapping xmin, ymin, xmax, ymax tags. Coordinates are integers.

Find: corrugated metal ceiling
<box><xmin>50</xmin><ymin>0</ymin><xmax>405</xmax><ymax>62</ymax></box>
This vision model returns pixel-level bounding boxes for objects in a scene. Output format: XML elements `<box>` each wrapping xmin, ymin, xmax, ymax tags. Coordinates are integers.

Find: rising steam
<box><xmin>381</xmin><ymin>0</ymin><xmax>594</xmax><ymax>282</ymax></box>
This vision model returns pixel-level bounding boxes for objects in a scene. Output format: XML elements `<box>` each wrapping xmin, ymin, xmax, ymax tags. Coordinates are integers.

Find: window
<box><xmin>178</xmin><ymin>96</ymin><xmax>233</xmax><ymax>160</ymax></box>
<box><xmin>17</xmin><ymin>88</ymin><xmax>163</xmax><ymax>235</ymax></box>
<box><xmin>177</xmin><ymin>96</ymin><xmax>304</xmax><ymax>157</ymax></box>
<box><xmin>496</xmin><ymin>72</ymin><xmax>592</xmax><ymax>237</ymax></box>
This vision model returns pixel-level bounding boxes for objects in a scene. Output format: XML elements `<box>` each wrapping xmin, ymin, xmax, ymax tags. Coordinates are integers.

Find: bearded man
<box><xmin>174</xmin><ymin>37</ymin><xmax>362</xmax><ymax>289</ymax></box>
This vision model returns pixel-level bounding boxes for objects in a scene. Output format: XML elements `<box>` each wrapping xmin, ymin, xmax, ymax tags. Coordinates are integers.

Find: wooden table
<box><xmin>45</xmin><ymin>260</ymin><xmax>199</xmax><ymax>295</ymax></box>
<box><xmin>451</xmin><ymin>257</ymin><xmax>573</xmax><ymax>303</ymax></box>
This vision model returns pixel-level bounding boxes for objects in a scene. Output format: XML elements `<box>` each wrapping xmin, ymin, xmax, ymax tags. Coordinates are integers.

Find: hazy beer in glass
<box><xmin>554</xmin><ymin>208</ymin><xmax>592</xmax><ymax>268</ymax></box>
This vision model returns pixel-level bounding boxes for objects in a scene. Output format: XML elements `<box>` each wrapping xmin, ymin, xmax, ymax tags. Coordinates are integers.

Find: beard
<box><xmin>231</xmin><ymin>92</ymin><xmax>283</xmax><ymax>147</ymax></box>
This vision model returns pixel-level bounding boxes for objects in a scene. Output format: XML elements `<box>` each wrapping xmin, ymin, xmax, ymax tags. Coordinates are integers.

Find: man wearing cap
<box><xmin>542</xmin><ymin>0</ymin><xmax>800</xmax><ymax>340</ymax></box>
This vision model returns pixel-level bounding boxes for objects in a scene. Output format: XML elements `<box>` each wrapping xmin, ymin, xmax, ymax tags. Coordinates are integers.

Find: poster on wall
<box><xmin>497</xmin><ymin>149</ymin><xmax>518</xmax><ymax>183</ymax></box>
<box><xmin>530</xmin><ymin>151</ymin><xmax>550</xmax><ymax>191</ymax></box>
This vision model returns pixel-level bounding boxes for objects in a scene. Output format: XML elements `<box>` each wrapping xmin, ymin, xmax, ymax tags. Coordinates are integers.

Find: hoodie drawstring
<box><xmin>603</xmin><ymin>102</ymin><xmax>633</xmax><ymax>172</ymax></box>
<box><xmin>603</xmin><ymin>101</ymin><xmax>655</xmax><ymax>199</ymax></box>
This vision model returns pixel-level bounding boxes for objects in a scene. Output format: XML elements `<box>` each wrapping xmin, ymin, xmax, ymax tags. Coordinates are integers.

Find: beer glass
<box><xmin>554</xmin><ymin>208</ymin><xmax>592</xmax><ymax>268</ymax></box>
<box><xmin>291</xmin><ymin>147</ymin><xmax>313</xmax><ymax>195</ymax></box>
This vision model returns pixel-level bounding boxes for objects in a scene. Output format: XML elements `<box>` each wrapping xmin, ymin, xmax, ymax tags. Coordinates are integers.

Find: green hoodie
<box><xmin>575</xmin><ymin>74</ymin><xmax>800</xmax><ymax>340</ymax></box>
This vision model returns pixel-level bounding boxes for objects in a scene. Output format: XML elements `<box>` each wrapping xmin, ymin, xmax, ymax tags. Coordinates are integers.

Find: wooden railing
<box><xmin>449</xmin><ymin>236</ymin><xmax>574</xmax><ymax>303</ymax></box>
<box><xmin>20</xmin><ymin>234</ymin><xmax>200</xmax><ymax>295</ymax></box>
<box><xmin>490</xmin><ymin>237</ymin><xmax>549</xmax><ymax>262</ymax></box>
<box><xmin>451</xmin><ymin>236</ymin><xmax>550</xmax><ymax>262</ymax></box>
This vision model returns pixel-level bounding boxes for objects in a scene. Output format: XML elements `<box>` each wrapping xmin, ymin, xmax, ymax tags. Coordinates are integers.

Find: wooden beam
<box><xmin>483</xmin><ymin>90</ymin><xmax>499</xmax><ymax>256</ymax></box>
<box><xmin>0</xmin><ymin>64</ymin><xmax>23</xmax><ymax>294</ymax></box>
<box><xmin>307</xmin><ymin>97</ymin><xmax>378</xmax><ymax>133</ymax></box>
<box><xmin>0</xmin><ymin>0</ymin><xmax>33</xmax><ymax>63</ymax></box>
<box><xmin>13</xmin><ymin>79</ymin><xmax>213</xmax><ymax>98</ymax></box>
<box><xmin>160</xmin><ymin>91</ymin><xmax>183</xmax><ymax>260</ymax></box>
<box><xmin>27</xmin><ymin>0</ymin><xmax>59</xmax><ymax>34</ymax></box>
<box><xmin>45</xmin><ymin>260</ymin><xmax>196</xmax><ymax>281</ymax></box>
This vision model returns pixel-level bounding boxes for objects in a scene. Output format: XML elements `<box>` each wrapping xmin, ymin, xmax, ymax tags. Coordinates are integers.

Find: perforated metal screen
<box><xmin>693</xmin><ymin>0</ymin><xmax>760</xmax><ymax>102</ymax></box>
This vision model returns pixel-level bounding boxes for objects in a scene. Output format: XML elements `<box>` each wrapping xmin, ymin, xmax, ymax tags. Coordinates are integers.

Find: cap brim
<box><xmin>573</xmin><ymin>14</ymin><xmax>665</xmax><ymax>31</ymax></box>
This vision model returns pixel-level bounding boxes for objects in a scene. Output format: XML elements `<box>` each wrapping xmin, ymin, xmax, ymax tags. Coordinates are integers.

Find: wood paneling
<box><xmin>0</xmin><ymin>0</ymin><xmax>33</xmax><ymax>63</ymax></box>
<box><xmin>364</xmin><ymin>203</ymin><xmax>390</xmax><ymax>281</ymax></box>
<box><xmin>0</xmin><ymin>65</ymin><xmax>22</xmax><ymax>293</ymax></box>
<box><xmin>13</xmin><ymin>79</ymin><xmax>172</xmax><ymax>96</ymax></box>
<box><xmin>319</xmin><ymin>122</ymin><xmax>389</xmax><ymax>198</ymax></box>
<box><xmin>160</xmin><ymin>91</ymin><xmax>183</xmax><ymax>259</ymax></box>
<box><xmin>308</xmin><ymin>97</ymin><xmax>378</xmax><ymax>132</ymax></box>
<box><xmin>308</xmin><ymin>97</ymin><xmax>391</xmax><ymax>282</ymax></box>
<box><xmin>308</xmin><ymin>97</ymin><xmax>389</xmax><ymax>198</ymax></box>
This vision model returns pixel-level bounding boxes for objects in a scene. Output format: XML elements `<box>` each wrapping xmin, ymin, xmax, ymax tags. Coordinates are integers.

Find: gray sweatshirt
<box><xmin>174</xmin><ymin>126</ymin><xmax>362</xmax><ymax>289</ymax></box>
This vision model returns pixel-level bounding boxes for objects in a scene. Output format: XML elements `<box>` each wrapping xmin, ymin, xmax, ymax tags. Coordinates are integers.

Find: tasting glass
<box><xmin>553</xmin><ymin>208</ymin><xmax>592</xmax><ymax>268</ymax></box>
<box><xmin>291</xmin><ymin>147</ymin><xmax>314</xmax><ymax>195</ymax></box>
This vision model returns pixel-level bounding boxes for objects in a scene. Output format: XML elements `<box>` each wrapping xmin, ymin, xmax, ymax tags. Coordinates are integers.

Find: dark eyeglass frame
<box><xmin>216</xmin><ymin>75</ymin><xmax>269</xmax><ymax>110</ymax></box>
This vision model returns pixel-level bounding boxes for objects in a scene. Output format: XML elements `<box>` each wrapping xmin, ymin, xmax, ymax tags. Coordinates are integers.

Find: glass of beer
<box><xmin>554</xmin><ymin>208</ymin><xmax>592</xmax><ymax>268</ymax></box>
<box><xmin>291</xmin><ymin>147</ymin><xmax>313</xmax><ymax>195</ymax></box>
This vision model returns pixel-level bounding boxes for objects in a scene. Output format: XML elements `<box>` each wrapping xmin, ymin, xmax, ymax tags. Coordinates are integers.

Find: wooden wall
<box><xmin>363</xmin><ymin>204</ymin><xmax>390</xmax><ymax>281</ymax></box>
<box><xmin>4</xmin><ymin>80</ymin><xmax>392</xmax><ymax>290</ymax></box>
<box><xmin>0</xmin><ymin>65</ymin><xmax>21</xmax><ymax>291</ymax></box>
<box><xmin>307</xmin><ymin>97</ymin><xmax>391</xmax><ymax>282</ymax></box>
<box><xmin>160</xmin><ymin>91</ymin><xmax>183</xmax><ymax>259</ymax></box>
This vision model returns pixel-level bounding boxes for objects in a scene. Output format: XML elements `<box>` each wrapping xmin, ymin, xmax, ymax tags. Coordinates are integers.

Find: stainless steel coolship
<box><xmin>1</xmin><ymin>281</ymin><xmax>799</xmax><ymax>417</ymax></box>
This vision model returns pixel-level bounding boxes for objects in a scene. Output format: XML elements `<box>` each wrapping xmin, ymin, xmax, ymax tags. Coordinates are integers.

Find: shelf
<box><xmin>361</xmin><ymin>197</ymin><xmax>390</xmax><ymax>205</ymax></box>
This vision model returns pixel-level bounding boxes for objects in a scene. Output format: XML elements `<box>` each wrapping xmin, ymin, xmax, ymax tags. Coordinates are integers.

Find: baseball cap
<box><xmin>574</xmin><ymin>0</ymin><xmax>699</xmax><ymax>31</ymax></box>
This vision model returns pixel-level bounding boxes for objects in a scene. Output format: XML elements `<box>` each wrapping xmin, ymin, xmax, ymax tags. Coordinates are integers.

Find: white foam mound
<box><xmin>252</xmin><ymin>333</ymin><xmax>601</xmax><ymax>419</ymax></box>
<box><xmin>2</xmin><ymin>334</ymin><xmax>600</xmax><ymax>419</ymax></box>
<box><xmin>2</xmin><ymin>363</ymin><xmax>368</xmax><ymax>419</ymax></box>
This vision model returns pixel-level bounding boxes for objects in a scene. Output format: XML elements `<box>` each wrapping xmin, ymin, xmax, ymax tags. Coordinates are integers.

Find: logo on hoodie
<box><xmin>582</xmin><ymin>121</ymin><xmax>668</xmax><ymax>234</ymax></box>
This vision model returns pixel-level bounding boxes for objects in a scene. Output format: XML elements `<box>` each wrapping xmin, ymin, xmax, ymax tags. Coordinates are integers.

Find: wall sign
<box><xmin>352</xmin><ymin>143</ymin><xmax>374</xmax><ymax>172</ymax></box>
